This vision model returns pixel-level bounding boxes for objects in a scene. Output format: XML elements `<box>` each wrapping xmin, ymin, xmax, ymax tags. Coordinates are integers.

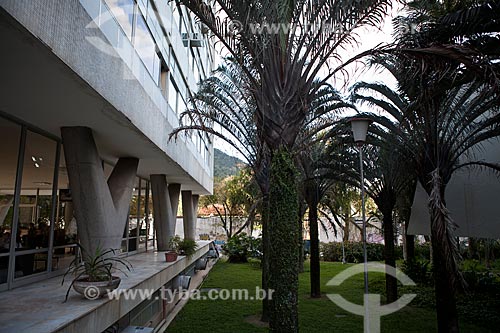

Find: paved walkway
<box><xmin>0</xmin><ymin>242</ymin><xmax>210</xmax><ymax>333</ymax></box>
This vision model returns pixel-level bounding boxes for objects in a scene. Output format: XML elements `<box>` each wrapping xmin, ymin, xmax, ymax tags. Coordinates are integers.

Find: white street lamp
<box><xmin>350</xmin><ymin>117</ymin><xmax>372</xmax><ymax>332</ymax></box>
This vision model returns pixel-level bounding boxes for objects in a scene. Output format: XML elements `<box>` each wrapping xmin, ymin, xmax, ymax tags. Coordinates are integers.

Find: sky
<box><xmin>214</xmin><ymin>4</ymin><xmax>405</xmax><ymax>159</ymax></box>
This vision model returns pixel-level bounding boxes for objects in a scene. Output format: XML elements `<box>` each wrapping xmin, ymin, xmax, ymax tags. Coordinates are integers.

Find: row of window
<box><xmin>103</xmin><ymin>0</ymin><xmax>213</xmax><ymax>166</ymax></box>
<box><xmin>105</xmin><ymin>0</ymin><xmax>208</xmax><ymax>106</ymax></box>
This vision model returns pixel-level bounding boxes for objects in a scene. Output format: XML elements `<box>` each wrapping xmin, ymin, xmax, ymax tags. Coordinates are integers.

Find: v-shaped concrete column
<box><xmin>61</xmin><ymin>127</ymin><xmax>138</xmax><ymax>256</ymax></box>
<box><xmin>181</xmin><ymin>191</ymin><xmax>199</xmax><ymax>240</ymax></box>
<box><xmin>150</xmin><ymin>176</ymin><xmax>180</xmax><ymax>250</ymax></box>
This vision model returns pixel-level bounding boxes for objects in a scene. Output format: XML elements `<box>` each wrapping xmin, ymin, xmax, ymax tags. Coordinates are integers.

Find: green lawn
<box><xmin>167</xmin><ymin>260</ymin><xmax>497</xmax><ymax>332</ymax></box>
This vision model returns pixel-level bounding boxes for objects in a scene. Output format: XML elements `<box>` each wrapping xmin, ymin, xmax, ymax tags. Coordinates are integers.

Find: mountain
<box><xmin>213</xmin><ymin>148</ymin><xmax>245</xmax><ymax>179</ymax></box>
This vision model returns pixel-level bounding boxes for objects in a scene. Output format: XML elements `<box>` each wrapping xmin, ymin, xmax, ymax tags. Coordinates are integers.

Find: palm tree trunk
<box><xmin>261</xmin><ymin>192</ymin><xmax>270</xmax><ymax>322</ymax></box>
<box><xmin>382</xmin><ymin>210</ymin><xmax>397</xmax><ymax>303</ymax></box>
<box><xmin>405</xmin><ymin>234</ymin><xmax>415</xmax><ymax>261</ymax></box>
<box><xmin>268</xmin><ymin>149</ymin><xmax>300</xmax><ymax>333</ymax></box>
<box><xmin>428</xmin><ymin>169</ymin><xmax>460</xmax><ymax>333</ymax></box>
<box><xmin>309</xmin><ymin>200</ymin><xmax>321</xmax><ymax>298</ymax></box>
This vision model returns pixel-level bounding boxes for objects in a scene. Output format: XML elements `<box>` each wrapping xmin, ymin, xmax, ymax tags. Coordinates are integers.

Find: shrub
<box><xmin>320</xmin><ymin>242</ymin><xmax>399</xmax><ymax>263</ymax></box>
<box><xmin>414</xmin><ymin>243</ymin><xmax>431</xmax><ymax>260</ymax></box>
<box><xmin>223</xmin><ymin>233</ymin><xmax>261</xmax><ymax>263</ymax></box>
<box><xmin>461</xmin><ymin>260</ymin><xmax>500</xmax><ymax>293</ymax></box>
<box><xmin>401</xmin><ymin>259</ymin><xmax>431</xmax><ymax>285</ymax></box>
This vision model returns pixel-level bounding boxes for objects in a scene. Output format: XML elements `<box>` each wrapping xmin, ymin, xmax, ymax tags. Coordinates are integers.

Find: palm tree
<box><xmin>384</xmin><ymin>2</ymin><xmax>500</xmax><ymax>330</ymax></box>
<box><xmin>357</xmin><ymin>136</ymin><xmax>415</xmax><ymax>303</ymax></box>
<box><xmin>320</xmin><ymin>117</ymin><xmax>415</xmax><ymax>302</ymax></box>
<box><xmin>172</xmin><ymin>57</ymin><xmax>353</xmax><ymax>323</ymax></box>
<box><xmin>178</xmin><ymin>2</ymin><xmax>393</xmax><ymax>329</ymax></box>
<box><xmin>352</xmin><ymin>75</ymin><xmax>500</xmax><ymax>331</ymax></box>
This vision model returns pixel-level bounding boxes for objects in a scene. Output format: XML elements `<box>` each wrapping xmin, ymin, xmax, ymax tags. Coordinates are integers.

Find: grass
<box><xmin>167</xmin><ymin>260</ymin><xmax>498</xmax><ymax>332</ymax></box>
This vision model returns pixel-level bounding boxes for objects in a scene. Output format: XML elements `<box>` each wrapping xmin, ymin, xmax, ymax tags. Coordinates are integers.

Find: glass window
<box><xmin>135</xmin><ymin>13</ymin><xmax>161</xmax><ymax>84</ymax></box>
<box><xmin>125</xmin><ymin>177</ymin><xmax>140</xmax><ymax>253</ymax></box>
<box><xmin>138</xmin><ymin>181</ymin><xmax>147</xmax><ymax>251</ymax></box>
<box><xmin>168</xmin><ymin>78</ymin><xmax>179</xmax><ymax>114</ymax></box>
<box><xmin>0</xmin><ymin>117</ymin><xmax>22</xmax><ymax>284</ymax></box>
<box><xmin>179</xmin><ymin>95</ymin><xmax>187</xmax><ymax>114</ymax></box>
<box><xmin>105</xmin><ymin>0</ymin><xmax>136</xmax><ymax>40</ymax></box>
<box><xmin>14</xmin><ymin>130</ymin><xmax>58</xmax><ymax>278</ymax></box>
<box><xmin>16</xmin><ymin>131</ymin><xmax>57</xmax><ymax>250</ymax></box>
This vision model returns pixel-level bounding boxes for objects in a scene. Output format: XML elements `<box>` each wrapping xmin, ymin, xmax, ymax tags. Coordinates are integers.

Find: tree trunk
<box><xmin>309</xmin><ymin>201</ymin><xmax>321</xmax><ymax>298</ymax></box>
<box><xmin>406</xmin><ymin>234</ymin><xmax>415</xmax><ymax>261</ymax></box>
<box><xmin>260</xmin><ymin>192</ymin><xmax>270</xmax><ymax>323</ymax></box>
<box><xmin>382</xmin><ymin>210</ymin><xmax>397</xmax><ymax>303</ymax></box>
<box><xmin>268</xmin><ymin>149</ymin><xmax>300</xmax><ymax>333</ymax></box>
<box><xmin>428</xmin><ymin>170</ymin><xmax>459</xmax><ymax>333</ymax></box>
<box><xmin>431</xmin><ymin>235</ymin><xmax>459</xmax><ymax>333</ymax></box>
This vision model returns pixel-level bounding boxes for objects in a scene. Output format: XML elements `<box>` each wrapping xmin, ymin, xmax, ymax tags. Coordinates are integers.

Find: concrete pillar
<box><xmin>169</xmin><ymin>183</ymin><xmax>181</xmax><ymax>219</ymax></box>
<box><xmin>181</xmin><ymin>190</ymin><xmax>195</xmax><ymax>240</ymax></box>
<box><xmin>192</xmin><ymin>194</ymin><xmax>199</xmax><ymax>232</ymax></box>
<box><xmin>150</xmin><ymin>175</ymin><xmax>174</xmax><ymax>250</ymax></box>
<box><xmin>61</xmin><ymin>127</ymin><xmax>138</xmax><ymax>256</ymax></box>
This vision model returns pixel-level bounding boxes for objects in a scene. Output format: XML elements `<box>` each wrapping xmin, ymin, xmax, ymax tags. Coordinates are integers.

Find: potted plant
<box><xmin>177</xmin><ymin>239</ymin><xmax>198</xmax><ymax>257</ymax></box>
<box><xmin>165</xmin><ymin>235</ymin><xmax>181</xmax><ymax>262</ymax></box>
<box><xmin>62</xmin><ymin>246</ymin><xmax>132</xmax><ymax>301</ymax></box>
<box><xmin>165</xmin><ymin>236</ymin><xmax>198</xmax><ymax>261</ymax></box>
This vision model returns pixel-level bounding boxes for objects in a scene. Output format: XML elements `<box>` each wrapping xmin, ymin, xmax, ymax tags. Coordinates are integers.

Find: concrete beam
<box><xmin>61</xmin><ymin>127</ymin><xmax>138</xmax><ymax>256</ymax></box>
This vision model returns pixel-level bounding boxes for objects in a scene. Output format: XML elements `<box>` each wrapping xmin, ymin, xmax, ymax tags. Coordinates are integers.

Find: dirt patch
<box><xmin>244</xmin><ymin>315</ymin><xmax>270</xmax><ymax>328</ymax></box>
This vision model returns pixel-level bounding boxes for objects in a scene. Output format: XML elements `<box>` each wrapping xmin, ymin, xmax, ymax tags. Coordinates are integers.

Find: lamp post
<box><xmin>350</xmin><ymin>117</ymin><xmax>372</xmax><ymax>332</ymax></box>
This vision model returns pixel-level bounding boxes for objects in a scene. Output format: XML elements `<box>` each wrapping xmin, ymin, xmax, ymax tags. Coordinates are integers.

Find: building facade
<box><xmin>0</xmin><ymin>0</ymin><xmax>215</xmax><ymax>300</ymax></box>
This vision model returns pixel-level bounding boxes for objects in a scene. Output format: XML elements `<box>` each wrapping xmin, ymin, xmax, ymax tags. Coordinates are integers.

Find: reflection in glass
<box><xmin>138</xmin><ymin>182</ymin><xmax>147</xmax><ymax>251</ymax></box>
<box><xmin>0</xmin><ymin>117</ymin><xmax>21</xmax><ymax>284</ymax></box>
<box><xmin>127</xmin><ymin>178</ymin><xmax>140</xmax><ymax>252</ymax></box>
<box><xmin>105</xmin><ymin>0</ymin><xmax>135</xmax><ymax>40</ymax></box>
<box><xmin>16</xmin><ymin>131</ymin><xmax>57</xmax><ymax>252</ymax></box>
<box><xmin>15</xmin><ymin>251</ymin><xmax>49</xmax><ymax>277</ymax></box>
<box><xmin>135</xmin><ymin>13</ymin><xmax>160</xmax><ymax>84</ymax></box>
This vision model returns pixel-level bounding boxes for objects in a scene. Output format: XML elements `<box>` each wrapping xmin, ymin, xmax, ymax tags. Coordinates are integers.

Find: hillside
<box><xmin>213</xmin><ymin>148</ymin><xmax>245</xmax><ymax>179</ymax></box>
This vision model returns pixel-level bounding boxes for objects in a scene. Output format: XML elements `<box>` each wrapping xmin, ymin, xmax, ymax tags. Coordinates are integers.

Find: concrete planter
<box><xmin>73</xmin><ymin>276</ymin><xmax>121</xmax><ymax>299</ymax></box>
<box><xmin>165</xmin><ymin>251</ymin><xmax>178</xmax><ymax>262</ymax></box>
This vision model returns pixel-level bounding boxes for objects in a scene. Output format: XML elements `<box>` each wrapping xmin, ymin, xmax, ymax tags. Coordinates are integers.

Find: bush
<box><xmin>401</xmin><ymin>259</ymin><xmax>431</xmax><ymax>285</ymax></box>
<box><xmin>414</xmin><ymin>243</ymin><xmax>431</xmax><ymax>260</ymax></box>
<box><xmin>223</xmin><ymin>233</ymin><xmax>261</xmax><ymax>263</ymax></box>
<box><xmin>320</xmin><ymin>242</ymin><xmax>400</xmax><ymax>263</ymax></box>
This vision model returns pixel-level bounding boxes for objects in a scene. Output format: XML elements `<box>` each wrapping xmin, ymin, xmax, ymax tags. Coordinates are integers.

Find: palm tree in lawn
<box><xmin>383</xmin><ymin>2</ymin><xmax>500</xmax><ymax>330</ymax></box>
<box><xmin>320</xmin><ymin>117</ymin><xmax>416</xmax><ymax>303</ymax></box>
<box><xmin>355</xmin><ymin>133</ymin><xmax>415</xmax><ymax>303</ymax></box>
<box><xmin>176</xmin><ymin>0</ymin><xmax>394</xmax><ymax>329</ymax></box>
<box><xmin>296</xmin><ymin>138</ymin><xmax>339</xmax><ymax>298</ymax></box>
<box><xmin>352</xmin><ymin>72</ymin><xmax>500</xmax><ymax>331</ymax></box>
<box><xmin>171</xmin><ymin>57</ymin><xmax>353</xmax><ymax>323</ymax></box>
<box><xmin>170</xmin><ymin>60</ymin><xmax>275</xmax><ymax>319</ymax></box>
<box><xmin>295</xmin><ymin>86</ymin><xmax>354</xmax><ymax>293</ymax></box>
